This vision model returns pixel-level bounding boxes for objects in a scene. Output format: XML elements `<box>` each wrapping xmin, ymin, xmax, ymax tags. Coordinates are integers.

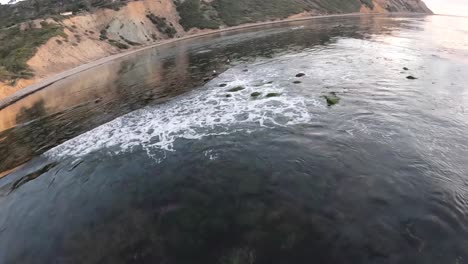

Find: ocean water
<box><xmin>0</xmin><ymin>14</ymin><xmax>467</xmax><ymax>264</ymax></box>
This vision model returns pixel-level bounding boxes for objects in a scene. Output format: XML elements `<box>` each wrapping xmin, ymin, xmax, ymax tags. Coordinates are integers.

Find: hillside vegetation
<box><xmin>0</xmin><ymin>22</ymin><xmax>66</xmax><ymax>83</ymax></box>
<box><xmin>174</xmin><ymin>0</ymin><xmax>366</xmax><ymax>29</ymax></box>
<box><xmin>0</xmin><ymin>0</ymin><xmax>127</xmax><ymax>27</ymax></box>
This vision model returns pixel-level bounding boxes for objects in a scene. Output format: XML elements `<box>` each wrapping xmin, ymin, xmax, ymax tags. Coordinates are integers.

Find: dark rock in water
<box><xmin>403</xmin><ymin>67</ymin><xmax>409</xmax><ymax>71</ymax></box>
<box><xmin>406</xmin><ymin>75</ymin><xmax>417</xmax><ymax>80</ymax></box>
<box><xmin>322</xmin><ymin>92</ymin><xmax>340</xmax><ymax>106</ymax></box>
<box><xmin>228</xmin><ymin>86</ymin><xmax>245</xmax><ymax>92</ymax></box>
<box><xmin>219</xmin><ymin>83</ymin><xmax>227</xmax><ymax>87</ymax></box>
<box><xmin>266</xmin><ymin>81</ymin><xmax>274</xmax><ymax>84</ymax></box>
<box><xmin>296</xmin><ymin>73</ymin><xmax>306</xmax><ymax>78</ymax></box>
<box><xmin>266</xmin><ymin>93</ymin><xmax>281</xmax><ymax>98</ymax></box>
<box><xmin>203</xmin><ymin>78</ymin><xmax>211</xmax><ymax>82</ymax></box>
<box><xmin>242</xmin><ymin>69</ymin><xmax>249</xmax><ymax>72</ymax></box>
<box><xmin>225</xmin><ymin>94</ymin><xmax>232</xmax><ymax>98</ymax></box>
<box><xmin>10</xmin><ymin>163</ymin><xmax>57</xmax><ymax>192</ymax></box>
<box><xmin>251</xmin><ymin>92</ymin><xmax>261</xmax><ymax>97</ymax></box>
<box><xmin>293</xmin><ymin>80</ymin><xmax>302</xmax><ymax>84</ymax></box>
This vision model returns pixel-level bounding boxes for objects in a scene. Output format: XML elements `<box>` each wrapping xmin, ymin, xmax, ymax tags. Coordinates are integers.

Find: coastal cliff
<box><xmin>0</xmin><ymin>0</ymin><xmax>432</xmax><ymax>99</ymax></box>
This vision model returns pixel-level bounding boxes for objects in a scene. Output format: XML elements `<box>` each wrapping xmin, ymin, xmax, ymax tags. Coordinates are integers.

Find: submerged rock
<box><xmin>228</xmin><ymin>86</ymin><xmax>245</xmax><ymax>92</ymax></box>
<box><xmin>293</xmin><ymin>80</ymin><xmax>302</xmax><ymax>84</ymax></box>
<box><xmin>296</xmin><ymin>73</ymin><xmax>306</xmax><ymax>77</ymax></box>
<box><xmin>266</xmin><ymin>93</ymin><xmax>281</xmax><ymax>98</ymax></box>
<box><xmin>10</xmin><ymin>163</ymin><xmax>57</xmax><ymax>192</ymax></box>
<box><xmin>225</xmin><ymin>94</ymin><xmax>232</xmax><ymax>98</ymax></box>
<box><xmin>323</xmin><ymin>92</ymin><xmax>340</xmax><ymax>106</ymax></box>
<box><xmin>221</xmin><ymin>248</ymin><xmax>256</xmax><ymax>264</ymax></box>
<box><xmin>219</xmin><ymin>83</ymin><xmax>227</xmax><ymax>87</ymax></box>
<box><xmin>403</xmin><ymin>67</ymin><xmax>409</xmax><ymax>71</ymax></box>
<box><xmin>251</xmin><ymin>92</ymin><xmax>261</xmax><ymax>97</ymax></box>
<box><xmin>406</xmin><ymin>75</ymin><xmax>417</xmax><ymax>80</ymax></box>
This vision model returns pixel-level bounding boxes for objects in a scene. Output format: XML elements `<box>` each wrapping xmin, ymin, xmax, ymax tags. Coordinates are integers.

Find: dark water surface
<box><xmin>1</xmin><ymin>15</ymin><xmax>468</xmax><ymax>263</ymax></box>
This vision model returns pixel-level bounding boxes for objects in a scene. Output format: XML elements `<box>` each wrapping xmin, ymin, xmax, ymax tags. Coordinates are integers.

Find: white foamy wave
<box><xmin>46</xmin><ymin>63</ymin><xmax>319</xmax><ymax>159</ymax></box>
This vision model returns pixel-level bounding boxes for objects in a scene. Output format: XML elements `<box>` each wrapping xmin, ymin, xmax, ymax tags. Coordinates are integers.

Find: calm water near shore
<box><xmin>0</xmin><ymin>14</ymin><xmax>468</xmax><ymax>263</ymax></box>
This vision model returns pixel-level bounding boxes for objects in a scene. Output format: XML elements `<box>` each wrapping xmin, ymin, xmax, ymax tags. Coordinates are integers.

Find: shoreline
<box><xmin>0</xmin><ymin>12</ymin><xmax>425</xmax><ymax>111</ymax></box>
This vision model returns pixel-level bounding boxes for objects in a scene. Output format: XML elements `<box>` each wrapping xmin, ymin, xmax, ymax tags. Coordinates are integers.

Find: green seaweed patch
<box><xmin>228</xmin><ymin>86</ymin><xmax>245</xmax><ymax>92</ymax></box>
<box><xmin>266</xmin><ymin>93</ymin><xmax>281</xmax><ymax>98</ymax></box>
<box><xmin>251</xmin><ymin>92</ymin><xmax>261</xmax><ymax>97</ymax></box>
<box><xmin>322</xmin><ymin>92</ymin><xmax>340</xmax><ymax>106</ymax></box>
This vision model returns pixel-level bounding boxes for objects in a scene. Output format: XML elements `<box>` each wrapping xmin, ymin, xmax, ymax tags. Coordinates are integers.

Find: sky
<box><xmin>0</xmin><ymin>0</ymin><xmax>467</xmax><ymax>16</ymax></box>
<box><xmin>424</xmin><ymin>0</ymin><xmax>468</xmax><ymax>16</ymax></box>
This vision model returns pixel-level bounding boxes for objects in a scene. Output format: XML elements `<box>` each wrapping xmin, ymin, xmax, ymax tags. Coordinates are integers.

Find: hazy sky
<box><xmin>424</xmin><ymin>0</ymin><xmax>468</xmax><ymax>16</ymax></box>
<box><xmin>0</xmin><ymin>0</ymin><xmax>466</xmax><ymax>16</ymax></box>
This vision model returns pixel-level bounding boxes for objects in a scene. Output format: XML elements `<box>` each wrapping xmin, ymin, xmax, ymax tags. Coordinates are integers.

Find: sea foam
<box><xmin>46</xmin><ymin>59</ymin><xmax>319</xmax><ymax>159</ymax></box>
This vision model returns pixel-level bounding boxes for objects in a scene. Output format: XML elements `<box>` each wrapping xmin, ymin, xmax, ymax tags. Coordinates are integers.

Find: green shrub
<box><xmin>99</xmin><ymin>29</ymin><xmax>107</xmax><ymax>40</ymax></box>
<box><xmin>213</xmin><ymin>0</ymin><xmax>303</xmax><ymax>26</ymax></box>
<box><xmin>0</xmin><ymin>22</ymin><xmax>66</xmax><ymax>82</ymax></box>
<box><xmin>360</xmin><ymin>0</ymin><xmax>374</xmax><ymax>8</ymax></box>
<box><xmin>108</xmin><ymin>39</ymin><xmax>129</xmax><ymax>49</ymax></box>
<box><xmin>119</xmin><ymin>35</ymin><xmax>141</xmax><ymax>46</ymax></box>
<box><xmin>176</xmin><ymin>0</ymin><xmax>220</xmax><ymax>30</ymax></box>
<box><xmin>146</xmin><ymin>13</ymin><xmax>177</xmax><ymax>38</ymax></box>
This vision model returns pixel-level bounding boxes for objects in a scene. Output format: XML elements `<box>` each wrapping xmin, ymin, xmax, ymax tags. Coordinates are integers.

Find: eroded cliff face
<box><xmin>29</xmin><ymin>0</ymin><xmax>184</xmax><ymax>81</ymax></box>
<box><xmin>0</xmin><ymin>0</ymin><xmax>432</xmax><ymax>99</ymax></box>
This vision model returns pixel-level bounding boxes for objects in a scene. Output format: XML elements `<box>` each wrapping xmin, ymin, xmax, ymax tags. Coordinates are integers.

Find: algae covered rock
<box><xmin>322</xmin><ymin>92</ymin><xmax>340</xmax><ymax>106</ymax></box>
<box><xmin>228</xmin><ymin>86</ymin><xmax>245</xmax><ymax>92</ymax></box>
<box><xmin>266</xmin><ymin>93</ymin><xmax>281</xmax><ymax>98</ymax></box>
